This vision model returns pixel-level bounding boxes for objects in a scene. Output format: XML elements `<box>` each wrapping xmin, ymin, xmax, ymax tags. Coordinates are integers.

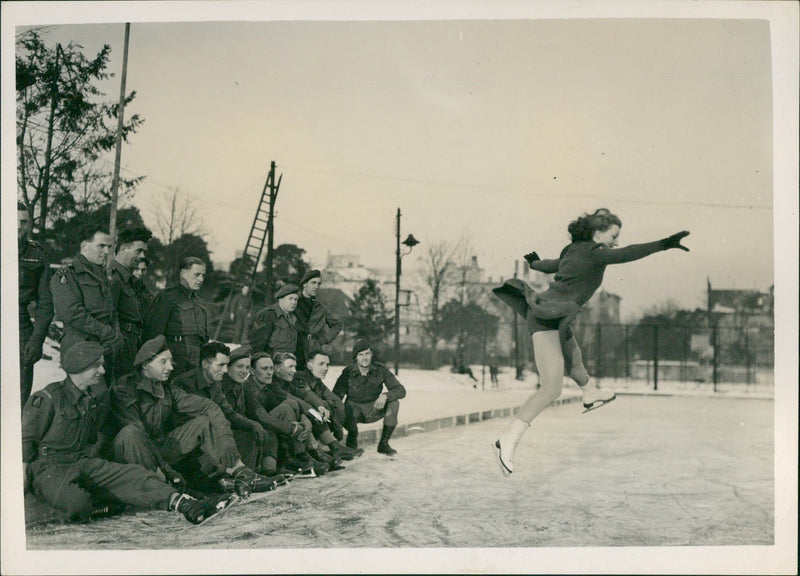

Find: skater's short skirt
<box><xmin>525</xmin><ymin>312</ymin><xmax>574</xmax><ymax>339</ymax></box>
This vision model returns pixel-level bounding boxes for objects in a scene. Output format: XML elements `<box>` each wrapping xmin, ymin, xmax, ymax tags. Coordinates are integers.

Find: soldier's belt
<box><xmin>121</xmin><ymin>322</ymin><xmax>143</xmax><ymax>333</ymax></box>
<box><xmin>166</xmin><ymin>334</ymin><xmax>203</xmax><ymax>343</ymax></box>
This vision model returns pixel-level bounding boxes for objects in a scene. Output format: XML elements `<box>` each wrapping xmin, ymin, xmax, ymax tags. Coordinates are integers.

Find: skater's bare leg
<box><xmin>563</xmin><ymin>332</ymin><xmax>615</xmax><ymax>409</ymax></box>
<box><xmin>518</xmin><ymin>331</ymin><xmax>564</xmax><ymax>422</ymax></box>
<box><xmin>494</xmin><ymin>331</ymin><xmax>562</xmax><ymax>475</ymax></box>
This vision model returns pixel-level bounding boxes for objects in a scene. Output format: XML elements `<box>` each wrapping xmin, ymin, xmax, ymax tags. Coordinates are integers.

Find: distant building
<box><xmin>707</xmin><ymin>280</ymin><xmax>774</xmax><ymax>365</ymax></box>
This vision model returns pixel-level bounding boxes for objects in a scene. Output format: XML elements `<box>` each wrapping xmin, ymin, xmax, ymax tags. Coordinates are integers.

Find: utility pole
<box><xmin>264</xmin><ymin>161</ymin><xmax>281</xmax><ymax>300</ymax></box>
<box><xmin>108</xmin><ymin>23</ymin><xmax>131</xmax><ymax>265</ymax></box>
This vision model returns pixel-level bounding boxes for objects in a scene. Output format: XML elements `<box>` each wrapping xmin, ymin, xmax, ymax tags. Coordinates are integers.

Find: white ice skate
<box><xmin>492</xmin><ymin>419</ymin><xmax>529</xmax><ymax>476</ymax></box>
<box><xmin>581</xmin><ymin>381</ymin><xmax>616</xmax><ymax>413</ymax></box>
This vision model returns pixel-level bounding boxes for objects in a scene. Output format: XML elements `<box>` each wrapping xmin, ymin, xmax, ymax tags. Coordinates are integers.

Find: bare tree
<box><xmin>418</xmin><ymin>240</ymin><xmax>458</xmax><ymax>367</ymax></box>
<box><xmin>150</xmin><ymin>186</ymin><xmax>206</xmax><ymax>245</ymax></box>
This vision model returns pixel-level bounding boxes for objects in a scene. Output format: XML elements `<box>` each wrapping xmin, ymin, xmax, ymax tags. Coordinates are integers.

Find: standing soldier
<box><xmin>51</xmin><ymin>224</ymin><xmax>121</xmax><ymax>382</ymax></box>
<box><xmin>229</xmin><ymin>285</ymin><xmax>253</xmax><ymax>344</ymax></box>
<box><xmin>110</xmin><ymin>227</ymin><xmax>153</xmax><ymax>376</ymax></box>
<box><xmin>142</xmin><ymin>256</ymin><xmax>209</xmax><ymax>378</ymax></box>
<box><xmin>17</xmin><ymin>203</ymin><xmax>54</xmax><ymax>408</ymax></box>
<box><xmin>295</xmin><ymin>270</ymin><xmax>343</xmax><ymax>370</ymax></box>
<box><xmin>249</xmin><ymin>284</ymin><xmax>300</xmax><ymax>356</ymax></box>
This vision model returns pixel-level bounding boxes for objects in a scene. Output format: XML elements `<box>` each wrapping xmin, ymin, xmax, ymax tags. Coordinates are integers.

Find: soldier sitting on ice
<box><xmin>172</xmin><ymin>342</ymin><xmax>289</xmax><ymax>487</ymax></box>
<box><xmin>333</xmin><ymin>339</ymin><xmax>407</xmax><ymax>456</ymax></box>
<box><xmin>22</xmin><ymin>341</ymin><xmax>237</xmax><ymax>524</ymax></box>
<box><xmin>244</xmin><ymin>352</ymin><xmax>331</xmax><ymax>476</ymax></box>
<box><xmin>290</xmin><ymin>350</ymin><xmax>363</xmax><ymax>460</ymax></box>
<box><xmin>111</xmin><ymin>336</ymin><xmax>275</xmax><ymax>495</ymax></box>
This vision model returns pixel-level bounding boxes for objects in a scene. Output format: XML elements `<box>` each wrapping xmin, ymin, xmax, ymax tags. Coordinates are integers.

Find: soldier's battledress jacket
<box><xmin>292</xmin><ymin>369</ymin><xmax>346</xmax><ymax>423</ymax></box>
<box><xmin>18</xmin><ymin>237</ymin><xmax>54</xmax><ymax>341</ymax></box>
<box><xmin>143</xmin><ymin>284</ymin><xmax>208</xmax><ymax>342</ymax></box>
<box><xmin>172</xmin><ymin>368</ymin><xmax>255</xmax><ymax>431</ymax></box>
<box><xmin>295</xmin><ymin>295</ymin><xmax>343</xmax><ymax>354</ymax></box>
<box><xmin>23</xmin><ymin>378</ymin><xmax>112</xmax><ymax>466</ymax></box>
<box><xmin>142</xmin><ymin>284</ymin><xmax>208</xmax><ymax>375</ymax></box>
<box><xmin>51</xmin><ymin>254</ymin><xmax>118</xmax><ymax>353</ymax></box>
<box><xmin>242</xmin><ymin>379</ymin><xmax>297</xmax><ymax>436</ymax></box>
<box><xmin>110</xmin><ymin>260</ymin><xmax>147</xmax><ymax>333</ymax></box>
<box><xmin>249</xmin><ymin>303</ymin><xmax>297</xmax><ymax>355</ymax></box>
<box><xmin>111</xmin><ymin>371</ymin><xmax>232</xmax><ymax>442</ymax></box>
<box><xmin>332</xmin><ymin>362</ymin><xmax>407</xmax><ymax>404</ymax></box>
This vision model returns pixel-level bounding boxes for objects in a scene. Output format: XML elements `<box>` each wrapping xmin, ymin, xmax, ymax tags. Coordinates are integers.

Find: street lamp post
<box><xmin>394</xmin><ymin>208</ymin><xmax>419</xmax><ymax>375</ymax></box>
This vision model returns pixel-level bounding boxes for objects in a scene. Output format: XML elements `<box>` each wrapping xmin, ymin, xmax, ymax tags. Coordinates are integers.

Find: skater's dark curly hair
<box><xmin>568</xmin><ymin>208</ymin><xmax>622</xmax><ymax>242</ymax></box>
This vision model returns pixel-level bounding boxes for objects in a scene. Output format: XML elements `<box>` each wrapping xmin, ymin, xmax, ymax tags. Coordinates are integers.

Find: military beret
<box><xmin>133</xmin><ymin>335</ymin><xmax>170</xmax><ymax>368</ymax></box>
<box><xmin>352</xmin><ymin>338</ymin><xmax>372</xmax><ymax>359</ymax></box>
<box><xmin>229</xmin><ymin>345</ymin><xmax>252</xmax><ymax>364</ymax></box>
<box><xmin>299</xmin><ymin>269</ymin><xmax>321</xmax><ymax>286</ymax></box>
<box><xmin>274</xmin><ymin>283</ymin><xmax>299</xmax><ymax>300</ymax></box>
<box><xmin>61</xmin><ymin>341</ymin><xmax>104</xmax><ymax>374</ymax></box>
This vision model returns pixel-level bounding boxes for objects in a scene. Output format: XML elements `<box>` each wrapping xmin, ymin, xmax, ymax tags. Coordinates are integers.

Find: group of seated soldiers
<box><xmin>22</xmin><ymin>333</ymin><xmax>405</xmax><ymax>525</ymax></box>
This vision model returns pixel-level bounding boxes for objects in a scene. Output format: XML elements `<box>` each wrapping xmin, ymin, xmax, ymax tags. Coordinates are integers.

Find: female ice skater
<box><xmin>492</xmin><ymin>208</ymin><xmax>689</xmax><ymax>476</ymax></box>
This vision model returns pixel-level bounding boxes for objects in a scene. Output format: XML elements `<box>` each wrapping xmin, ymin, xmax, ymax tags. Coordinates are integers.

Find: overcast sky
<box><xmin>4</xmin><ymin>8</ymin><xmax>787</xmax><ymax>322</ymax></box>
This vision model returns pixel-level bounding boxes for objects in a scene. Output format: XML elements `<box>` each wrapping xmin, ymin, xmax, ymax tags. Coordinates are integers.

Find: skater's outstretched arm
<box><xmin>592</xmin><ymin>231</ymin><xmax>690</xmax><ymax>266</ymax></box>
<box><xmin>525</xmin><ymin>251</ymin><xmax>561</xmax><ymax>274</ymax></box>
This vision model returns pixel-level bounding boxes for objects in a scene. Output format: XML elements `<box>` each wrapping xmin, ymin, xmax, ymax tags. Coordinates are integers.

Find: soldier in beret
<box><xmin>111</xmin><ymin>336</ymin><xmax>274</xmax><ymax>495</ymax></box>
<box><xmin>172</xmin><ymin>342</ymin><xmax>288</xmax><ymax>487</ymax></box>
<box><xmin>17</xmin><ymin>203</ymin><xmax>54</xmax><ymax>408</ymax></box>
<box><xmin>294</xmin><ymin>270</ymin><xmax>343</xmax><ymax>371</ymax></box>
<box><xmin>50</xmin><ymin>224</ymin><xmax>122</xmax><ymax>383</ymax></box>
<box><xmin>249</xmin><ymin>284</ymin><xmax>300</xmax><ymax>356</ymax></box>
<box><xmin>229</xmin><ymin>285</ymin><xmax>253</xmax><ymax>344</ymax></box>
<box><xmin>142</xmin><ymin>256</ymin><xmax>209</xmax><ymax>378</ymax></box>
<box><xmin>333</xmin><ymin>339</ymin><xmax>407</xmax><ymax>456</ymax></box>
<box><xmin>22</xmin><ymin>341</ymin><xmax>237</xmax><ymax>524</ymax></box>
<box><xmin>110</xmin><ymin>226</ymin><xmax>153</xmax><ymax>377</ymax></box>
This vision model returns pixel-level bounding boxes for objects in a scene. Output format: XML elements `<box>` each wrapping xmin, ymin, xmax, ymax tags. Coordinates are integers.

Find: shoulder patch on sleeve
<box><xmin>31</xmin><ymin>395</ymin><xmax>43</xmax><ymax>408</ymax></box>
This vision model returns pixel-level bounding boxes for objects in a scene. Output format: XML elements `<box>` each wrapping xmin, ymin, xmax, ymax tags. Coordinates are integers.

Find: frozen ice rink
<box><xmin>25</xmin><ymin>394</ymin><xmax>773</xmax><ymax>549</ymax></box>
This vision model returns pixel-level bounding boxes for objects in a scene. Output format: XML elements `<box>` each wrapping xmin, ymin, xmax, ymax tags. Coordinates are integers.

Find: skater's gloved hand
<box><xmin>373</xmin><ymin>393</ymin><xmax>388</xmax><ymax>410</ymax></box>
<box><xmin>524</xmin><ymin>251</ymin><xmax>540</xmax><ymax>266</ymax></box>
<box><xmin>660</xmin><ymin>231</ymin><xmax>690</xmax><ymax>251</ymax></box>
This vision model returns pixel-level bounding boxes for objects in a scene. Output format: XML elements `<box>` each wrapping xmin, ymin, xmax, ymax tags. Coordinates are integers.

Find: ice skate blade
<box><xmin>582</xmin><ymin>395</ymin><xmax>616</xmax><ymax>414</ymax></box>
<box><xmin>492</xmin><ymin>440</ymin><xmax>512</xmax><ymax>477</ymax></box>
<box><xmin>193</xmin><ymin>493</ymin><xmax>240</xmax><ymax>526</ymax></box>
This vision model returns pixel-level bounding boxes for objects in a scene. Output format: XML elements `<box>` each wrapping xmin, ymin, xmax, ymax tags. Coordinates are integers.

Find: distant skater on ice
<box><xmin>492</xmin><ymin>208</ymin><xmax>690</xmax><ymax>476</ymax></box>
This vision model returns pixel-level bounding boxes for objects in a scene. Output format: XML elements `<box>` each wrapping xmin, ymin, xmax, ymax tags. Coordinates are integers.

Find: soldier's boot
<box><xmin>309</xmin><ymin>448</ymin><xmax>345</xmax><ymax>472</ymax></box>
<box><xmin>172</xmin><ymin>492</ymin><xmax>239</xmax><ymax>525</ymax></box>
<box><xmin>260</xmin><ymin>456</ymin><xmax>292</xmax><ymax>486</ymax></box>
<box><xmin>231</xmin><ymin>465</ymin><xmax>278</xmax><ymax>493</ymax></box>
<box><xmin>377</xmin><ymin>425</ymin><xmax>398</xmax><ymax>456</ymax></box>
<box><xmin>329</xmin><ymin>440</ymin><xmax>364</xmax><ymax>460</ymax></box>
<box><xmin>345</xmin><ymin>428</ymin><xmax>359</xmax><ymax>449</ymax></box>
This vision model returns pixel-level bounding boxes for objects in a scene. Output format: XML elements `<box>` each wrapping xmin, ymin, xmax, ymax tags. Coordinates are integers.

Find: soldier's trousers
<box><xmin>30</xmin><ymin>456</ymin><xmax>175</xmax><ymax>520</ymax></box>
<box><xmin>345</xmin><ymin>399</ymin><xmax>400</xmax><ymax>429</ymax></box>
<box><xmin>233</xmin><ymin>428</ymin><xmax>278</xmax><ymax>473</ymax></box>
<box><xmin>114</xmin><ymin>416</ymin><xmax>228</xmax><ymax>478</ymax></box>
<box><xmin>166</xmin><ymin>336</ymin><xmax>203</xmax><ymax>379</ymax></box>
<box><xmin>113</xmin><ymin>327</ymin><xmax>141</xmax><ymax>379</ymax></box>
